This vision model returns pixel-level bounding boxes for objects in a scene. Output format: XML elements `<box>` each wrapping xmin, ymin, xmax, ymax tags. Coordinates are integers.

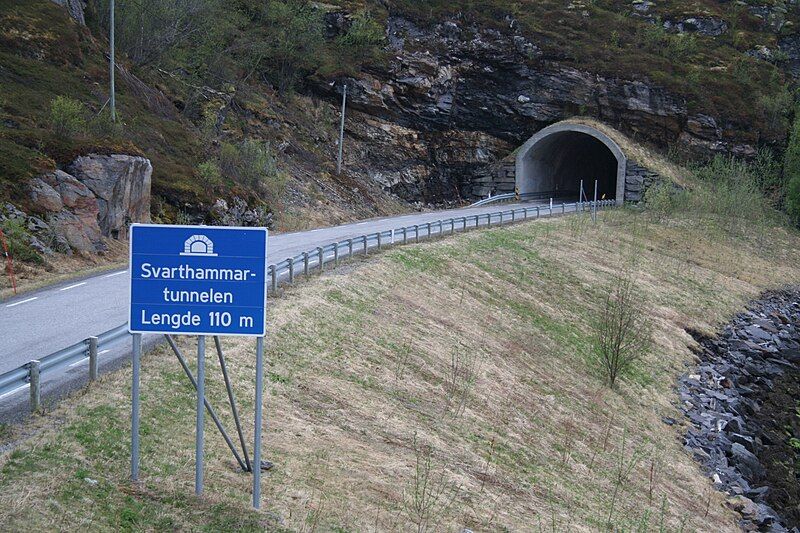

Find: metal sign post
<box><xmin>254</xmin><ymin>336</ymin><xmax>264</xmax><ymax>509</ymax></box>
<box><xmin>196</xmin><ymin>335</ymin><xmax>205</xmax><ymax>495</ymax></box>
<box><xmin>337</xmin><ymin>84</ymin><xmax>347</xmax><ymax>174</ymax></box>
<box><xmin>109</xmin><ymin>0</ymin><xmax>116</xmax><ymax>122</ymax></box>
<box><xmin>131</xmin><ymin>332</ymin><xmax>141</xmax><ymax>481</ymax></box>
<box><xmin>128</xmin><ymin>224</ymin><xmax>268</xmax><ymax>507</ymax></box>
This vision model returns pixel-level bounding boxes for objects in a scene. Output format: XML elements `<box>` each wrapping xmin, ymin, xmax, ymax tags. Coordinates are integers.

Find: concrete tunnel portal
<box><xmin>515</xmin><ymin>123</ymin><xmax>626</xmax><ymax>205</ymax></box>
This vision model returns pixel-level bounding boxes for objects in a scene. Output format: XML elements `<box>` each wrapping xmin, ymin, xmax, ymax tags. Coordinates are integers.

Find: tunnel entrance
<box><xmin>516</xmin><ymin>123</ymin><xmax>626</xmax><ymax>204</ymax></box>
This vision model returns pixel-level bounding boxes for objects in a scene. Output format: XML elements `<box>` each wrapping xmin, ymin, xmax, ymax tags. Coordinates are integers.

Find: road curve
<box><xmin>0</xmin><ymin>201</ymin><xmax>558</xmax><ymax>376</ymax></box>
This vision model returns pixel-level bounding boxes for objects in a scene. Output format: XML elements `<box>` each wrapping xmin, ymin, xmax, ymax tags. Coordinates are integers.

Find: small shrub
<box><xmin>787</xmin><ymin>175</ymin><xmax>800</xmax><ymax>225</ymax></box>
<box><xmin>643</xmin><ymin>181</ymin><xmax>679</xmax><ymax>220</ymax></box>
<box><xmin>218</xmin><ymin>139</ymin><xmax>285</xmax><ymax>199</ymax></box>
<box><xmin>1</xmin><ymin>218</ymin><xmax>44</xmax><ymax>264</ymax></box>
<box><xmin>197</xmin><ymin>160</ymin><xmax>222</xmax><ymax>184</ymax></box>
<box><xmin>403</xmin><ymin>433</ymin><xmax>459</xmax><ymax>533</ymax></box>
<box><xmin>609</xmin><ymin>30</ymin><xmax>620</xmax><ymax>48</ymax></box>
<box><xmin>590</xmin><ymin>274</ymin><xmax>652</xmax><ymax>389</ymax></box>
<box><xmin>88</xmin><ymin>109</ymin><xmax>123</xmax><ymax>138</ymax></box>
<box><xmin>337</xmin><ymin>10</ymin><xmax>385</xmax><ymax>63</ymax></box>
<box><xmin>50</xmin><ymin>96</ymin><xmax>86</xmax><ymax>138</ymax></box>
<box><xmin>690</xmin><ymin>153</ymin><xmax>781</xmax><ymax>237</ymax></box>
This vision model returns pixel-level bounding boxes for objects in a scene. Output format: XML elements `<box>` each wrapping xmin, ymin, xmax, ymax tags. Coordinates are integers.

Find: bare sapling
<box><xmin>403</xmin><ymin>433</ymin><xmax>460</xmax><ymax>532</ymax></box>
<box><xmin>591</xmin><ymin>273</ymin><xmax>653</xmax><ymax>388</ymax></box>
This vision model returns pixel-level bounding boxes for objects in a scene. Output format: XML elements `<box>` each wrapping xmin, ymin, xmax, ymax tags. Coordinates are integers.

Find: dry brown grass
<box><xmin>0</xmin><ymin>238</ymin><xmax>127</xmax><ymax>301</ymax></box>
<box><xmin>1</xmin><ymin>207</ymin><xmax>799</xmax><ymax>531</ymax></box>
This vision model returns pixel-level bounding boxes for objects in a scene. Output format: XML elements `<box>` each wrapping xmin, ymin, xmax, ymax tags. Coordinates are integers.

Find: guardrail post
<box><xmin>303</xmin><ymin>252</ymin><xmax>310</xmax><ymax>276</ymax></box>
<box><xmin>348</xmin><ymin>239</ymin><xmax>354</xmax><ymax>257</ymax></box>
<box><xmin>363</xmin><ymin>236</ymin><xmax>368</xmax><ymax>255</ymax></box>
<box><xmin>487</xmin><ymin>214</ymin><xmax>492</xmax><ymax>228</ymax></box>
<box><xmin>288</xmin><ymin>258</ymin><xmax>294</xmax><ymax>284</ymax></box>
<box><xmin>334</xmin><ymin>243</ymin><xmax>340</xmax><ymax>266</ymax></box>
<box><xmin>562</xmin><ymin>203</ymin><xmax>566</xmax><ymax>214</ymax></box>
<box><xmin>536</xmin><ymin>206</ymin><xmax>540</xmax><ymax>218</ymax></box>
<box><xmin>414</xmin><ymin>225</ymin><xmax>419</xmax><ymax>243</ymax></box>
<box><xmin>29</xmin><ymin>360</ymin><xmax>40</xmax><ymax>413</ymax></box>
<box><xmin>317</xmin><ymin>247</ymin><xmax>324</xmax><ymax>272</ymax></box>
<box><xmin>523</xmin><ymin>208</ymin><xmax>528</xmax><ymax>220</ymax></box>
<box><xmin>89</xmin><ymin>336</ymin><xmax>98</xmax><ymax>382</ymax></box>
<box><xmin>377</xmin><ymin>232</ymin><xmax>382</xmax><ymax>250</ymax></box>
<box><xmin>270</xmin><ymin>266</ymin><xmax>277</xmax><ymax>293</ymax></box>
<box><xmin>512</xmin><ymin>210</ymin><xmax>516</xmax><ymax>223</ymax></box>
<box><xmin>425</xmin><ymin>222</ymin><xmax>432</xmax><ymax>239</ymax></box>
<box><xmin>438</xmin><ymin>221</ymin><xmax>443</xmax><ymax>238</ymax></box>
<box><xmin>402</xmin><ymin>228</ymin><xmax>408</xmax><ymax>245</ymax></box>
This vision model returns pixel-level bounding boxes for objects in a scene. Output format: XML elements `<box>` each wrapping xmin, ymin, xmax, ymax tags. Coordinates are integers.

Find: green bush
<box><xmin>197</xmin><ymin>160</ymin><xmax>222</xmax><ymax>184</ymax></box>
<box><xmin>0</xmin><ymin>218</ymin><xmax>43</xmax><ymax>264</ymax></box>
<box><xmin>643</xmin><ymin>181</ymin><xmax>680</xmax><ymax>220</ymax></box>
<box><xmin>337</xmin><ymin>11</ymin><xmax>385</xmax><ymax>63</ymax></box>
<box><xmin>787</xmin><ymin>175</ymin><xmax>800</xmax><ymax>225</ymax></box>
<box><xmin>783</xmin><ymin>104</ymin><xmax>800</xmax><ymax>225</ymax></box>
<box><xmin>255</xmin><ymin>1</ymin><xmax>325</xmax><ymax>92</ymax></box>
<box><xmin>50</xmin><ymin>96</ymin><xmax>86</xmax><ymax>138</ymax></box>
<box><xmin>88</xmin><ymin>108</ymin><xmax>123</xmax><ymax>139</ymax></box>
<box><xmin>218</xmin><ymin>139</ymin><xmax>285</xmax><ymax>199</ymax></box>
<box><xmin>691</xmin><ymin>154</ymin><xmax>779</xmax><ymax>236</ymax></box>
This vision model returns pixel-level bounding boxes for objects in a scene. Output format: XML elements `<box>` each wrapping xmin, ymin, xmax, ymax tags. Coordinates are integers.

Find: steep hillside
<box><xmin>0</xmin><ymin>0</ymin><xmax>407</xmax><ymax>228</ymax></box>
<box><xmin>1</xmin><ymin>0</ymin><xmax>798</xmax><ymax>280</ymax></box>
<box><xmin>1</xmin><ymin>195</ymin><xmax>799</xmax><ymax>530</ymax></box>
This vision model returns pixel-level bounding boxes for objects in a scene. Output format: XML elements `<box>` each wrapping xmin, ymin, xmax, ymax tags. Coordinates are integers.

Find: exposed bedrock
<box><xmin>26</xmin><ymin>154</ymin><xmax>152</xmax><ymax>253</ymax></box>
<box><xmin>315</xmin><ymin>14</ymin><xmax>757</xmax><ymax>203</ymax></box>
<box><xmin>681</xmin><ymin>291</ymin><xmax>800</xmax><ymax>532</ymax></box>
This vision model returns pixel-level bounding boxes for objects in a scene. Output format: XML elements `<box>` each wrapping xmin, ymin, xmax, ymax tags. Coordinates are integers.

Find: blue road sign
<box><xmin>129</xmin><ymin>224</ymin><xmax>268</xmax><ymax>336</ymax></box>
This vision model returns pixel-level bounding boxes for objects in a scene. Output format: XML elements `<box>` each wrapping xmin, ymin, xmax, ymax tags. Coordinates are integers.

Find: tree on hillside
<box><xmin>90</xmin><ymin>0</ymin><xmax>226</xmax><ymax>67</ymax></box>
<box><xmin>248</xmin><ymin>1</ymin><xmax>325</xmax><ymax>92</ymax></box>
<box><xmin>784</xmin><ymin>104</ymin><xmax>800</xmax><ymax>225</ymax></box>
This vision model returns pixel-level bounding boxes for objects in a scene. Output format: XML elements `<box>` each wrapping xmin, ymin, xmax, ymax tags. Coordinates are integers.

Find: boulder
<box><xmin>27</xmin><ymin>155</ymin><xmax>152</xmax><ymax>253</ymax></box>
<box><xmin>68</xmin><ymin>154</ymin><xmax>152</xmax><ymax>240</ymax></box>
<box><xmin>39</xmin><ymin>170</ymin><xmax>102</xmax><ymax>253</ymax></box>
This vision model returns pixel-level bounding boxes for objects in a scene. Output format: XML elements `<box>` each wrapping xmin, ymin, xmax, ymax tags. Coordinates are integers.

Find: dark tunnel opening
<box><xmin>517</xmin><ymin>130</ymin><xmax>623</xmax><ymax>202</ymax></box>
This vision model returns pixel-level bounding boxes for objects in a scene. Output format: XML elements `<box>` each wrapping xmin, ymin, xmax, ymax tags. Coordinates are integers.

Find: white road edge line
<box><xmin>104</xmin><ymin>270</ymin><xmax>128</xmax><ymax>278</ymax></box>
<box><xmin>0</xmin><ymin>384</ymin><xmax>27</xmax><ymax>400</ymax></box>
<box><xmin>6</xmin><ymin>297</ymin><xmax>37</xmax><ymax>308</ymax></box>
<box><xmin>59</xmin><ymin>282</ymin><xmax>87</xmax><ymax>291</ymax></box>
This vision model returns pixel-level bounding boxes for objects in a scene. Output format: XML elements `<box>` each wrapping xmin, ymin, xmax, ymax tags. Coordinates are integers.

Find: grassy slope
<box><xmin>1</xmin><ymin>208</ymin><xmax>799</xmax><ymax>530</ymax></box>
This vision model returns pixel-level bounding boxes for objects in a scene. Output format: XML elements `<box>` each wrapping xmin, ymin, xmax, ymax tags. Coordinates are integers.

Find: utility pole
<box><xmin>336</xmin><ymin>84</ymin><xmax>347</xmax><ymax>174</ymax></box>
<box><xmin>110</xmin><ymin>0</ymin><xmax>116</xmax><ymax>122</ymax></box>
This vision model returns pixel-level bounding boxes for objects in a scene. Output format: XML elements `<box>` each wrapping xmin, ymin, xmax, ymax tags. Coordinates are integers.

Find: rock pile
<box><xmin>680</xmin><ymin>291</ymin><xmax>800</xmax><ymax>532</ymax></box>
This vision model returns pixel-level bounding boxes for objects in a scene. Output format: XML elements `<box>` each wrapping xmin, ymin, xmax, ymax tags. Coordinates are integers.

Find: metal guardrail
<box><xmin>0</xmin><ymin>199</ymin><xmax>616</xmax><ymax>411</ymax></box>
<box><xmin>470</xmin><ymin>191</ymin><xmax>579</xmax><ymax>207</ymax></box>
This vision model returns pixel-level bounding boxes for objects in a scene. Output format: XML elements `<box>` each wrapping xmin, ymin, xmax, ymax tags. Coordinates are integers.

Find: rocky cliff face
<box><xmin>315</xmin><ymin>13</ymin><xmax>772</xmax><ymax>203</ymax></box>
<box><xmin>24</xmin><ymin>154</ymin><xmax>152</xmax><ymax>254</ymax></box>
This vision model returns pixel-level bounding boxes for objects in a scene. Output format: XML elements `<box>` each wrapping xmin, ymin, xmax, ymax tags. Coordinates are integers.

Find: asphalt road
<box><xmin>0</xmin><ymin>199</ymin><xmax>569</xmax><ymax>418</ymax></box>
